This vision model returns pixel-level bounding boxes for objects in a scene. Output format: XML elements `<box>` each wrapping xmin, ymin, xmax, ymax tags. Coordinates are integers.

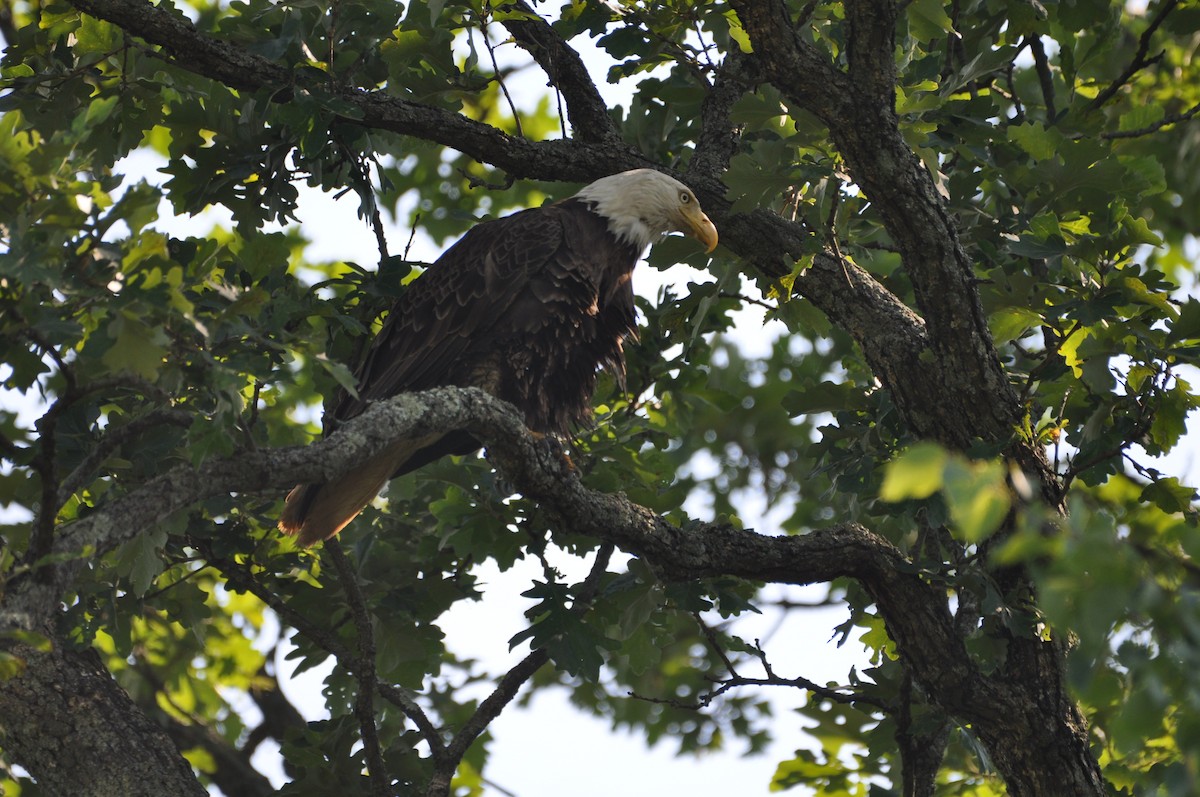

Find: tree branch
<box><xmin>497</xmin><ymin>0</ymin><xmax>620</xmax><ymax>145</ymax></box>
<box><xmin>426</xmin><ymin>543</ymin><xmax>615</xmax><ymax>797</ymax></box>
<box><xmin>2</xmin><ymin>380</ymin><xmax>1097</xmax><ymax>793</ymax></box>
<box><xmin>896</xmin><ymin>669</ymin><xmax>952</xmax><ymax>797</ymax></box>
<box><xmin>687</xmin><ymin>48</ymin><xmax>755</xmax><ymax>185</ymax></box>
<box><xmin>1088</xmin><ymin>0</ymin><xmax>1180</xmax><ymax>113</ymax></box>
<box><xmin>138</xmin><ymin>663</ymin><xmax>277</xmax><ymax>797</ymax></box>
<box><xmin>199</xmin><ymin>541</ymin><xmax>447</xmax><ymax>758</ymax></box>
<box><xmin>844</xmin><ymin>0</ymin><xmax>899</xmax><ymax>105</ymax></box>
<box><xmin>56</xmin><ymin>407</ymin><xmax>194</xmax><ymax>509</ymax></box>
<box><xmin>1028</xmin><ymin>35</ymin><xmax>1058</xmax><ymax>121</ymax></box>
<box><xmin>730</xmin><ymin>0</ymin><xmax>1031</xmax><ymax>457</ymax></box>
<box><xmin>65</xmin><ymin>0</ymin><xmax>953</xmax><ymax>474</ymax></box>
<box><xmin>244</xmin><ymin>659</ymin><xmax>307</xmax><ymax>757</ymax></box>
<box><xmin>158</xmin><ymin>714</ymin><xmax>276</xmax><ymax>797</ymax></box>
<box><xmin>1099</xmin><ymin>99</ymin><xmax>1200</xmax><ymax>139</ymax></box>
<box><xmin>325</xmin><ymin>539</ymin><xmax>390</xmax><ymax>797</ymax></box>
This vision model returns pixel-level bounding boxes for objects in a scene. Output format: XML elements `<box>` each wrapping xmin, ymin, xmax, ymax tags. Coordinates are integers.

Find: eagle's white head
<box><xmin>574</xmin><ymin>169</ymin><xmax>719</xmax><ymax>254</ymax></box>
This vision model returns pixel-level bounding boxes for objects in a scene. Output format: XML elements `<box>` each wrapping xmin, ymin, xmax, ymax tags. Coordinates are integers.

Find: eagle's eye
<box><xmin>680</xmin><ymin>191</ymin><xmax>691</xmax><ymax>204</ymax></box>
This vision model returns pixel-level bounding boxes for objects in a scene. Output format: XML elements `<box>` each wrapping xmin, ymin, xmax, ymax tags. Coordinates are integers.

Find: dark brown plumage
<box><xmin>279</xmin><ymin>169</ymin><xmax>717</xmax><ymax>545</ymax></box>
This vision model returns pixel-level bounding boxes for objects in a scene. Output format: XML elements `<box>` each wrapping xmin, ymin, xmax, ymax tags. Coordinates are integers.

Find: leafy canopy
<box><xmin>1</xmin><ymin>0</ymin><xmax>1199</xmax><ymax>795</ymax></box>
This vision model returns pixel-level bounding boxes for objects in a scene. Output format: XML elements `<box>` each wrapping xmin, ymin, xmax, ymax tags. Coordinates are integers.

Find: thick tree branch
<box><xmin>896</xmin><ymin>670</ymin><xmax>952</xmax><ymax>797</ymax></box>
<box><xmin>497</xmin><ymin>0</ymin><xmax>620</xmax><ymax>145</ymax></box>
<box><xmin>1</xmin><ymin>383</ymin><xmax>1092</xmax><ymax>794</ymax></box>
<box><xmin>844</xmin><ymin>0</ymin><xmax>899</xmax><ymax>105</ymax></box>
<box><xmin>731</xmin><ymin>0</ymin><xmax>1032</xmax><ymax>457</ymax></box>
<box><xmin>687</xmin><ymin>48</ymin><xmax>756</xmax><ymax>185</ymax></box>
<box><xmin>726</xmin><ymin>0</ymin><xmax>854</xmax><ymax>121</ymax></box>
<box><xmin>727</xmin><ymin>4</ymin><xmax>1103</xmax><ymax>794</ymax></box>
<box><xmin>67</xmin><ymin>0</ymin><xmax>649</xmax><ymax>184</ymax></box>
<box><xmin>4</xmin><ymin>387</ymin><xmax>954</xmax><ymax>688</ymax></box>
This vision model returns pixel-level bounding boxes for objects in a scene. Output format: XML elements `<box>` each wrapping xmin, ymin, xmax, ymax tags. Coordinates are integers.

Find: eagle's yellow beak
<box><xmin>682</xmin><ymin>205</ymin><xmax>719</xmax><ymax>253</ymax></box>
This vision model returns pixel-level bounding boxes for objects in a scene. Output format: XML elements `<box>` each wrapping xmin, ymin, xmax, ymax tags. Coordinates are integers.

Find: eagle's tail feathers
<box><xmin>278</xmin><ymin>438</ymin><xmax>434</xmax><ymax>547</ymax></box>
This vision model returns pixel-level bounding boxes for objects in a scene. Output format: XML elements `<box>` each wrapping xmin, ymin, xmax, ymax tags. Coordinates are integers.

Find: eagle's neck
<box><xmin>572</xmin><ymin>189</ymin><xmax>661</xmax><ymax>254</ymax></box>
<box><xmin>590</xmin><ymin>210</ymin><xmax>657</xmax><ymax>254</ymax></box>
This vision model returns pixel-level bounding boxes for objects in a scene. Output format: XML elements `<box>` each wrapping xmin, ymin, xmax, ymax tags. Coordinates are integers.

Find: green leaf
<box><xmin>0</xmin><ymin>630</ymin><xmax>53</xmax><ymax>652</ymax></box>
<box><xmin>1140</xmin><ymin>478</ymin><xmax>1196</xmax><ymax>514</ymax></box>
<box><xmin>1120</xmin><ymin>216</ymin><xmax>1163</xmax><ymax>248</ymax></box>
<box><xmin>880</xmin><ymin>442</ymin><xmax>947</xmax><ymax>502</ymax></box>
<box><xmin>943</xmin><ymin>459</ymin><xmax>1011</xmax><ymax>542</ymax></box>
<box><xmin>908</xmin><ymin>0</ymin><xmax>954</xmax><ymax>42</ymax></box>
<box><xmin>74</xmin><ymin>14</ymin><xmax>120</xmax><ymax>55</ymax></box>
<box><xmin>101</xmin><ymin>313</ymin><xmax>169</xmax><ymax>380</ymax></box>
<box><xmin>783</xmin><ymin>381</ymin><xmax>867</xmax><ymax>415</ymax></box>
<box><xmin>1</xmin><ymin>64</ymin><xmax>35</xmax><ymax>79</ymax></box>
<box><xmin>113</xmin><ymin>525</ymin><xmax>169</xmax><ymax>596</ymax></box>
<box><xmin>1008</xmin><ymin>122</ymin><xmax>1060</xmax><ymax>162</ymax></box>
<box><xmin>1059</xmin><ymin>327</ymin><xmax>1090</xmax><ymax>378</ymax></box>
<box><xmin>1170</xmin><ymin>300</ymin><xmax>1200</xmax><ymax>341</ymax></box>
<box><xmin>989</xmin><ymin>307</ymin><xmax>1042</xmax><ymax>343</ymax></box>
<box><xmin>0</xmin><ymin>651</ymin><xmax>26</xmax><ymax>680</ymax></box>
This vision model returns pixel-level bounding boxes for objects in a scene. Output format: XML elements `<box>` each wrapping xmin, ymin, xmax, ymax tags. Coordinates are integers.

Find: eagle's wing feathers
<box><xmin>334</xmin><ymin>207</ymin><xmax>566</xmax><ymax>419</ymax></box>
<box><xmin>281</xmin><ymin>208</ymin><xmax>569</xmax><ymax>545</ymax></box>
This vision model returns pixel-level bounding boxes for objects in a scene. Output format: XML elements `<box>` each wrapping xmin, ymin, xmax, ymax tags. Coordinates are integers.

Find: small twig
<box><xmin>57</xmin><ymin>408</ymin><xmax>194</xmax><ymax>509</ymax></box>
<box><xmin>715</xmin><ymin>291</ymin><xmax>777</xmax><ymax>313</ymax></box>
<box><xmin>554</xmin><ymin>85</ymin><xmax>567</xmax><ymax>138</ymax></box>
<box><xmin>480</xmin><ymin>776</ymin><xmax>520</xmax><ymax>797</ymax></box>
<box><xmin>1060</xmin><ymin>369</ymin><xmax>1161</xmax><ymax>491</ymax></box>
<box><xmin>1088</xmin><ymin>0</ymin><xmax>1179</xmax><ymax>112</ymax></box>
<box><xmin>1003</xmin><ymin>55</ymin><xmax>1025</xmax><ymax>123</ymax></box>
<box><xmin>457</xmin><ymin>167</ymin><xmax>516</xmax><ymax>191</ymax></box>
<box><xmin>761</xmin><ymin>596</ymin><xmax>840</xmax><ymax>610</ymax></box>
<box><xmin>693</xmin><ymin>19</ymin><xmax>717</xmax><ymax>71</ymax></box>
<box><xmin>748</xmin><ymin>637</ymin><xmax>778</xmax><ymax>678</ymax></box>
<box><xmin>340</xmin><ymin>141</ymin><xmax>390</xmax><ymax>263</ymax></box>
<box><xmin>237</xmin><ymin>381</ymin><xmax>262</xmax><ymax>450</ymax></box>
<box><xmin>479</xmin><ymin>5</ymin><xmax>524</xmax><ymax>139</ymax></box>
<box><xmin>631</xmin><ymin>668</ymin><xmax>887</xmax><ymax>712</ymax></box>
<box><xmin>693</xmin><ymin>613</ymin><xmax>738</xmax><ymax>674</ymax></box>
<box><xmin>681</xmin><ymin>619</ymin><xmax>890</xmax><ymax>713</ymax></box>
<box><xmin>1097</xmin><ymin>100</ymin><xmax>1200</xmax><ymax>139</ymax></box>
<box><xmin>140</xmin><ymin>561</ymin><xmax>211</xmax><ymax>602</ymax></box>
<box><xmin>823</xmin><ymin>180</ymin><xmax>852</xmax><ymax>289</ymax></box>
<box><xmin>328</xmin><ymin>0</ymin><xmax>339</xmax><ymax>86</ymax></box>
<box><xmin>401</xmin><ymin>215</ymin><xmax>421</xmax><ymax>261</ymax></box>
<box><xmin>325</xmin><ymin>539</ymin><xmax>389</xmax><ymax>797</ymax></box>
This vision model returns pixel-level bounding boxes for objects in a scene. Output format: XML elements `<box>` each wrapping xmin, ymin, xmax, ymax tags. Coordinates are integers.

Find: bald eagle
<box><xmin>279</xmin><ymin>169</ymin><xmax>718</xmax><ymax>545</ymax></box>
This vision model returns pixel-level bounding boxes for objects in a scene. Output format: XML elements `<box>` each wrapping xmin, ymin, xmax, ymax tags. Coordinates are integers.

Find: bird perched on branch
<box><xmin>279</xmin><ymin>169</ymin><xmax>718</xmax><ymax>546</ymax></box>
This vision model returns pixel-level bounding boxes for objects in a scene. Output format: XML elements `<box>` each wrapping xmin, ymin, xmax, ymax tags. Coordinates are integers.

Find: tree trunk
<box><xmin>0</xmin><ymin>636</ymin><xmax>206</xmax><ymax>797</ymax></box>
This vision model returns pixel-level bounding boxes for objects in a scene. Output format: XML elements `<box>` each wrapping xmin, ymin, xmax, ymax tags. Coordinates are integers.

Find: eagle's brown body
<box><xmin>280</xmin><ymin>170</ymin><xmax>716</xmax><ymax>545</ymax></box>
